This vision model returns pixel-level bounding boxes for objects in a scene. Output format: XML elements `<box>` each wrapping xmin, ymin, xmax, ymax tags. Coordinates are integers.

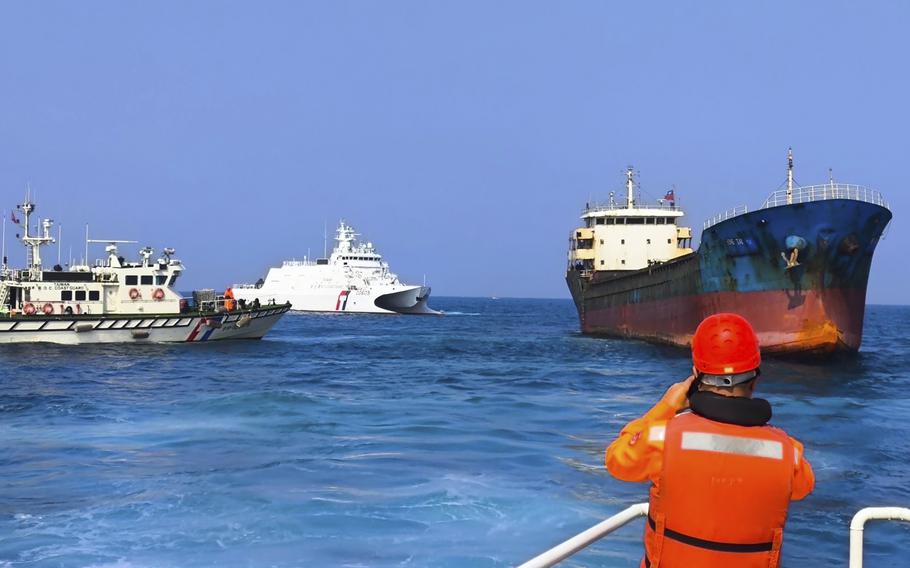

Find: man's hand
<box><xmin>662</xmin><ymin>374</ymin><xmax>697</xmax><ymax>410</ymax></box>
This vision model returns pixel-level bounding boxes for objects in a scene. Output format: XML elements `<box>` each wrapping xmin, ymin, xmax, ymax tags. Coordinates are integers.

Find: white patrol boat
<box><xmin>233</xmin><ymin>221</ymin><xmax>437</xmax><ymax>314</ymax></box>
<box><xmin>0</xmin><ymin>198</ymin><xmax>290</xmax><ymax>344</ymax></box>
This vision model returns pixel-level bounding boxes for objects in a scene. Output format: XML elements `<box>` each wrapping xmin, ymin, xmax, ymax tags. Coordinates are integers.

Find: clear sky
<box><xmin>0</xmin><ymin>2</ymin><xmax>906</xmax><ymax>303</ymax></box>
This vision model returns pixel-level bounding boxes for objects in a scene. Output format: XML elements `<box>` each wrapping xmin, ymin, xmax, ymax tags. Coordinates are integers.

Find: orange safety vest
<box><xmin>643</xmin><ymin>411</ymin><xmax>795</xmax><ymax>568</ymax></box>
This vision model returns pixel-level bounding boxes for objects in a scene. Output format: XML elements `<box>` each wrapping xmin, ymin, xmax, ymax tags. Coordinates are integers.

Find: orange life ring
<box><xmin>129</xmin><ymin>288</ymin><xmax>141</xmax><ymax>300</ymax></box>
<box><xmin>152</xmin><ymin>288</ymin><xmax>165</xmax><ymax>301</ymax></box>
<box><xmin>42</xmin><ymin>303</ymin><xmax>54</xmax><ymax>315</ymax></box>
<box><xmin>23</xmin><ymin>302</ymin><xmax>36</xmax><ymax>316</ymax></box>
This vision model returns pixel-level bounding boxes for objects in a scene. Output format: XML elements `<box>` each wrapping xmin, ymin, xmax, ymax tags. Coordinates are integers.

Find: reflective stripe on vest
<box><xmin>680</xmin><ymin>431</ymin><xmax>784</xmax><ymax>460</ymax></box>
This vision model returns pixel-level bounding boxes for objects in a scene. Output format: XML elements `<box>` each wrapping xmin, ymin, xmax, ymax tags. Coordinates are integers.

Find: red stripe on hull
<box><xmin>582</xmin><ymin>288</ymin><xmax>867</xmax><ymax>355</ymax></box>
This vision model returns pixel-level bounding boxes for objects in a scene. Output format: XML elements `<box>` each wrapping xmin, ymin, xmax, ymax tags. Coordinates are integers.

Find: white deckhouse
<box><xmin>567</xmin><ymin>168</ymin><xmax>694</xmax><ymax>276</ymax></box>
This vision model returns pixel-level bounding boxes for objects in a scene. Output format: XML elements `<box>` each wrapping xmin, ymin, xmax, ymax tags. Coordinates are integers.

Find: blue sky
<box><xmin>0</xmin><ymin>2</ymin><xmax>906</xmax><ymax>303</ymax></box>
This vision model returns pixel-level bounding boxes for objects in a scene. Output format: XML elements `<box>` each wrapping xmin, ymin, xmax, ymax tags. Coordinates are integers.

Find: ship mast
<box><xmin>19</xmin><ymin>196</ymin><xmax>55</xmax><ymax>279</ymax></box>
<box><xmin>786</xmin><ymin>147</ymin><xmax>794</xmax><ymax>205</ymax></box>
<box><xmin>626</xmin><ymin>166</ymin><xmax>635</xmax><ymax>209</ymax></box>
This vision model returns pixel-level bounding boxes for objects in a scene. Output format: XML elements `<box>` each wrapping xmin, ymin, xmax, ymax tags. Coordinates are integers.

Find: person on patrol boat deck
<box><xmin>605</xmin><ymin>313</ymin><xmax>814</xmax><ymax>568</ymax></box>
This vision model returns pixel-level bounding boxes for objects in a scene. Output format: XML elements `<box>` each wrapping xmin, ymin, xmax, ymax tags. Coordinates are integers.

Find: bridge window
<box><xmin>646</xmin><ymin>217</ymin><xmax>654</xmax><ymax>224</ymax></box>
<box><xmin>627</xmin><ymin>218</ymin><xmax>645</xmax><ymax>225</ymax></box>
<box><xmin>75</xmin><ymin>290</ymin><xmax>86</xmax><ymax>301</ymax></box>
<box><xmin>125</xmin><ymin>275</ymin><xmax>138</xmax><ymax>286</ymax></box>
<box><xmin>61</xmin><ymin>290</ymin><xmax>73</xmax><ymax>301</ymax></box>
<box><xmin>606</xmin><ymin>218</ymin><xmax>616</xmax><ymax>225</ymax></box>
<box><xmin>141</xmin><ymin>275</ymin><xmax>153</xmax><ymax>285</ymax></box>
<box><xmin>156</xmin><ymin>275</ymin><xmax>167</xmax><ymax>285</ymax></box>
<box><xmin>89</xmin><ymin>291</ymin><xmax>100</xmax><ymax>301</ymax></box>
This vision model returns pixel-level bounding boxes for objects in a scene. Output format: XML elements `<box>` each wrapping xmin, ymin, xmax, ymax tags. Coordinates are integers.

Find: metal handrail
<box><xmin>703</xmin><ymin>183</ymin><xmax>889</xmax><ymax>231</ymax></box>
<box><xmin>517</xmin><ymin>503</ymin><xmax>649</xmax><ymax>568</ymax></box>
<box><xmin>518</xmin><ymin>504</ymin><xmax>909</xmax><ymax>567</ymax></box>
<box><xmin>762</xmin><ymin>183</ymin><xmax>889</xmax><ymax>210</ymax></box>
<box><xmin>583</xmin><ymin>202</ymin><xmax>681</xmax><ymax>215</ymax></box>
<box><xmin>849</xmin><ymin>507</ymin><xmax>910</xmax><ymax>568</ymax></box>
<box><xmin>771</xmin><ymin>184</ymin><xmax>888</xmax><ymax>209</ymax></box>
<box><xmin>703</xmin><ymin>205</ymin><xmax>749</xmax><ymax>230</ymax></box>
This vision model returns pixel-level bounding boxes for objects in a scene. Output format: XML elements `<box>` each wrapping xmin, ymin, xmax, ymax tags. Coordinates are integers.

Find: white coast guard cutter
<box><xmin>0</xmin><ymin>198</ymin><xmax>290</xmax><ymax>344</ymax></box>
<box><xmin>233</xmin><ymin>221</ymin><xmax>437</xmax><ymax>315</ymax></box>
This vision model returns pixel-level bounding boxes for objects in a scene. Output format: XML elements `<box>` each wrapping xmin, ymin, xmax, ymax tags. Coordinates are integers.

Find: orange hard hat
<box><xmin>691</xmin><ymin>313</ymin><xmax>761</xmax><ymax>376</ymax></box>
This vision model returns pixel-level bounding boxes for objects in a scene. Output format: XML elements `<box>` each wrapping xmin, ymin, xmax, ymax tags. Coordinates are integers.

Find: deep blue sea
<box><xmin>1</xmin><ymin>298</ymin><xmax>908</xmax><ymax>567</ymax></box>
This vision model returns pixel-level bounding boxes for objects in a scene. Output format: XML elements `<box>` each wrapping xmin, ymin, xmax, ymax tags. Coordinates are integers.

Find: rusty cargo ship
<box><xmin>565</xmin><ymin>152</ymin><xmax>892</xmax><ymax>356</ymax></box>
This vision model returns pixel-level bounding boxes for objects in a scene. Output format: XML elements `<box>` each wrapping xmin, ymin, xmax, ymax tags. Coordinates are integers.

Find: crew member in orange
<box><xmin>224</xmin><ymin>287</ymin><xmax>235</xmax><ymax>311</ymax></box>
<box><xmin>605</xmin><ymin>313</ymin><xmax>814</xmax><ymax>568</ymax></box>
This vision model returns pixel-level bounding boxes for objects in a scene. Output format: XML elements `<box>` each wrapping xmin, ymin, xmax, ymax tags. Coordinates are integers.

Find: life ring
<box><xmin>23</xmin><ymin>302</ymin><xmax>36</xmax><ymax>316</ymax></box>
<box><xmin>152</xmin><ymin>288</ymin><xmax>165</xmax><ymax>301</ymax></box>
<box><xmin>42</xmin><ymin>303</ymin><xmax>54</xmax><ymax>315</ymax></box>
<box><xmin>129</xmin><ymin>288</ymin><xmax>141</xmax><ymax>300</ymax></box>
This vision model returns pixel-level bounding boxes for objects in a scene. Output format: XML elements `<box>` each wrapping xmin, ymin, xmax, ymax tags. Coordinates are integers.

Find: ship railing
<box><xmin>703</xmin><ymin>205</ymin><xmax>749</xmax><ymax>230</ymax></box>
<box><xmin>518</xmin><ymin>503</ymin><xmax>910</xmax><ymax>568</ymax></box>
<box><xmin>762</xmin><ymin>184</ymin><xmax>890</xmax><ymax>210</ymax></box>
<box><xmin>582</xmin><ymin>201</ymin><xmax>681</xmax><ymax>215</ymax></box>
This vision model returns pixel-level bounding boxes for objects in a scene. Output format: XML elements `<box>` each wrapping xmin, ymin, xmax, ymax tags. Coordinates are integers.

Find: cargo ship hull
<box><xmin>567</xmin><ymin>199</ymin><xmax>892</xmax><ymax>355</ymax></box>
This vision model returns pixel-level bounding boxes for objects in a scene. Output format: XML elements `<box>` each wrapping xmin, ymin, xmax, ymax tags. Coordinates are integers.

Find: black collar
<box><xmin>688</xmin><ymin>391</ymin><xmax>772</xmax><ymax>426</ymax></box>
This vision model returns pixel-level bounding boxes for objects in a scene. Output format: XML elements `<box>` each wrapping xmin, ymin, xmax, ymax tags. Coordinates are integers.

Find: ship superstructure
<box><xmin>0</xmin><ymin>197</ymin><xmax>290</xmax><ymax>344</ymax></box>
<box><xmin>233</xmin><ymin>221</ymin><xmax>436</xmax><ymax>314</ymax></box>
<box><xmin>566</xmin><ymin>152</ymin><xmax>892</xmax><ymax>356</ymax></box>
<box><xmin>569</xmin><ymin>167</ymin><xmax>694</xmax><ymax>276</ymax></box>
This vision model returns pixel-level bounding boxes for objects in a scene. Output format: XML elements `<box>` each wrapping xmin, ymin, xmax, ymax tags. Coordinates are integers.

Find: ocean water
<box><xmin>1</xmin><ymin>298</ymin><xmax>908</xmax><ymax>568</ymax></box>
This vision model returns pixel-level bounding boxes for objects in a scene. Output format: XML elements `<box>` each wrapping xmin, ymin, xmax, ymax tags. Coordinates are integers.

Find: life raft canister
<box><xmin>152</xmin><ymin>288</ymin><xmax>165</xmax><ymax>301</ymax></box>
<box><xmin>644</xmin><ymin>411</ymin><xmax>794</xmax><ymax>568</ymax></box>
<box><xmin>42</xmin><ymin>303</ymin><xmax>54</xmax><ymax>315</ymax></box>
<box><xmin>23</xmin><ymin>302</ymin><xmax>36</xmax><ymax>316</ymax></box>
<box><xmin>129</xmin><ymin>288</ymin><xmax>141</xmax><ymax>300</ymax></box>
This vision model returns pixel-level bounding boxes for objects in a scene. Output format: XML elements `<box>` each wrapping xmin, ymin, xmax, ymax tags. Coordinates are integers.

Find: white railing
<box><xmin>703</xmin><ymin>205</ymin><xmax>749</xmax><ymax>230</ymax></box>
<box><xmin>518</xmin><ymin>503</ymin><xmax>910</xmax><ymax>568</ymax></box>
<box><xmin>583</xmin><ymin>201</ymin><xmax>681</xmax><ymax>215</ymax></box>
<box><xmin>849</xmin><ymin>507</ymin><xmax>910</xmax><ymax>568</ymax></box>
<box><xmin>702</xmin><ymin>183</ymin><xmax>890</xmax><ymax>230</ymax></box>
<box><xmin>517</xmin><ymin>503</ymin><xmax>648</xmax><ymax>568</ymax></box>
<box><xmin>762</xmin><ymin>184</ymin><xmax>890</xmax><ymax>210</ymax></box>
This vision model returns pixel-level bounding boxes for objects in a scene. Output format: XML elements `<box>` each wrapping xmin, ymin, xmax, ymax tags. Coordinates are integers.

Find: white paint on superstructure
<box><xmin>567</xmin><ymin>167</ymin><xmax>694</xmax><ymax>274</ymax></box>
